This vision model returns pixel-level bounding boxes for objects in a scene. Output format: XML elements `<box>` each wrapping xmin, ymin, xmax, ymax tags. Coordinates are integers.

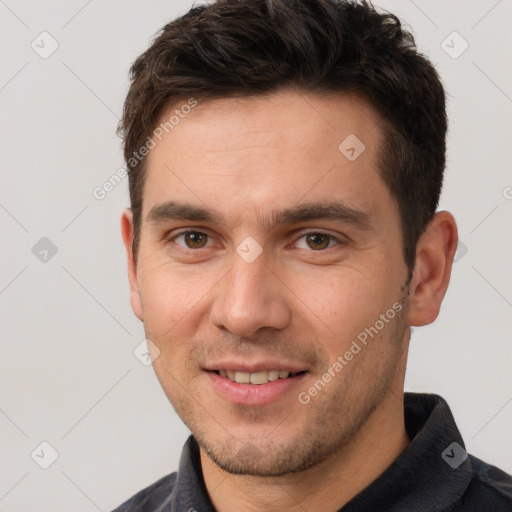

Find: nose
<box><xmin>209</xmin><ymin>251</ymin><xmax>291</xmax><ymax>339</ymax></box>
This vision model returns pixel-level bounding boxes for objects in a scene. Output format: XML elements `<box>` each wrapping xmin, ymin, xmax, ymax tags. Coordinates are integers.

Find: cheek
<box><xmin>137</xmin><ymin>262</ymin><xmax>205</xmax><ymax>336</ymax></box>
<box><xmin>300</xmin><ymin>267</ymin><xmax>399</xmax><ymax>351</ymax></box>
<box><xmin>137</xmin><ymin>265</ymin><xmax>206</xmax><ymax>391</ymax></box>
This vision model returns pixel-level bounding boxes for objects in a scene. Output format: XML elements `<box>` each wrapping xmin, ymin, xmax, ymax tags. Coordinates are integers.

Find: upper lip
<box><xmin>203</xmin><ymin>360</ymin><xmax>308</xmax><ymax>373</ymax></box>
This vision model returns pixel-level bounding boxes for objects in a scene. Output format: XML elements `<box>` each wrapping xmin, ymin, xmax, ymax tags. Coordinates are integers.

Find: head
<box><xmin>119</xmin><ymin>0</ymin><xmax>457</xmax><ymax>477</ymax></box>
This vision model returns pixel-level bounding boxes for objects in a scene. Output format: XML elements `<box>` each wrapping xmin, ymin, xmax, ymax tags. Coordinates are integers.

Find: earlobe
<box><xmin>407</xmin><ymin>211</ymin><xmax>458</xmax><ymax>327</ymax></box>
<box><xmin>121</xmin><ymin>209</ymin><xmax>144</xmax><ymax>322</ymax></box>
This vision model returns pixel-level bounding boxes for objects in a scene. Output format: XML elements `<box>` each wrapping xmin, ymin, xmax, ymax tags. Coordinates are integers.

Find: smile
<box><xmin>214</xmin><ymin>369</ymin><xmax>304</xmax><ymax>385</ymax></box>
<box><xmin>206</xmin><ymin>368</ymin><xmax>308</xmax><ymax>405</ymax></box>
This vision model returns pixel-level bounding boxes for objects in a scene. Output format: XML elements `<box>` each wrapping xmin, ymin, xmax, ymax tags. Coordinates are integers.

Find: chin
<box><xmin>197</xmin><ymin>430</ymin><xmax>332</xmax><ymax>477</ymax></box>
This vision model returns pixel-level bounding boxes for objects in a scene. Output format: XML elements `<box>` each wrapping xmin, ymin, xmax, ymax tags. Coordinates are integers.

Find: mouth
<box><xmin>212</xmin><ymin>369</ymin><xmax>307</xmax><ymax>385</ymax></box>
<box><xmin>205</xmin><ymin>367</ymin><xmax>308</xmax><ymax>406</ymax></box>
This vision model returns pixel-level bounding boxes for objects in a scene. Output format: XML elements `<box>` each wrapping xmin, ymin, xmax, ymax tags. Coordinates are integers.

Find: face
<box><xmin>123</xmin><ymin>90</ymin><xmax>413</xmax><ymax>476</ymax></box>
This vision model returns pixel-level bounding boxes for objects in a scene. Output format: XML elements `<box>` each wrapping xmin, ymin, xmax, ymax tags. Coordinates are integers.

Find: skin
<box><xmin>121</xmin><ymin>89</ymin><xmax>458</xmax><ymax>511</ymax></box>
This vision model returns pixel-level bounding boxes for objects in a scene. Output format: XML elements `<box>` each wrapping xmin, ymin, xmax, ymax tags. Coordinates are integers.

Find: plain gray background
<box><xmin>1</xmin><ymin>1</ymin><xmax>511</xmax><ymax>511</ymax></box>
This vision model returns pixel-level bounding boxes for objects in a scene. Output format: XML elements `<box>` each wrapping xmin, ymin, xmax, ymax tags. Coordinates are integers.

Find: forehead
<box><xmin>142</xmin><ymin>90</ymin><xmax>391</xmax><ymax>228</ymax></box>
<box><xmin>151</xmin><ymin>90</ymin><xmax>381</xmax><ymax>162</ymax></box>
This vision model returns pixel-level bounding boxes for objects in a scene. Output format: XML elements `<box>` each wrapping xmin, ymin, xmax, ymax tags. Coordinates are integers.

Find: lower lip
<box><xmin>206</xmin><ymin>371</ymin><xmax>307</xmax><ymax>406</ymax></box>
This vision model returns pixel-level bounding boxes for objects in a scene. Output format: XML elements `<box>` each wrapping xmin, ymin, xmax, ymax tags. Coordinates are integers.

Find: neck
<box><xmin>200</xmin><ymin>387</ymin><xmax>410</xmax><ymax>512</ymax></box>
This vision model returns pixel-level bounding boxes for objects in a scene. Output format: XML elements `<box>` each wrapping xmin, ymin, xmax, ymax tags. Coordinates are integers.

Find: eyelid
<box><xmin>292</xmin><ymin>230</ymin><xmax>346</xmax><ymax>250</ymax></box>
<box><xmin>165</xmin><ymin>229</ymin><xmax>217</xmax><ymax>248</ymax></box>
<box><xmin>164</xmin><ymin>228</ymin><xmax>347</xmax><ymax>250</ymax></box>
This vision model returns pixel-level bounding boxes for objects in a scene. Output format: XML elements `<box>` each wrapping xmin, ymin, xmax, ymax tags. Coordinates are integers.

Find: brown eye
<box><xmin>183</xmin><ymin>232</ymin><xmax>208</xmax><ymax>248</ymax></box>
<box><xmin>305</xmin><ymin>233</ymin><xmax>331</xmax><ymax>250</ymax></box>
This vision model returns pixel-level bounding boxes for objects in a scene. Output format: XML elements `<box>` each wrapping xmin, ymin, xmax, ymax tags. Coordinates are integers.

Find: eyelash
<box><xmin>166</xmin><ymin>230</ymin><xmax>346</xmax><ymax>252</ymax></box>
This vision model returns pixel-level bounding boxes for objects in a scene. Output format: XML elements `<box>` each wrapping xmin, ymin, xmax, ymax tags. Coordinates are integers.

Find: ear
<box><xmin>407</xmin><ymin>211</ymin><xmax>458</xmax><ymax>327</ymax></box>
<box><xmin>121</xmin><ymin>209</ymin><xmax>143</xmax><ymax>321</ymax></box>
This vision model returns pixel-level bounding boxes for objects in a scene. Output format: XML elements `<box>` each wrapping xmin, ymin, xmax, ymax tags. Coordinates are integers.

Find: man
<box><xmin>114</xmin><ymin>0</ymin><xmax>512</xmax><ymax>510</ymax></box>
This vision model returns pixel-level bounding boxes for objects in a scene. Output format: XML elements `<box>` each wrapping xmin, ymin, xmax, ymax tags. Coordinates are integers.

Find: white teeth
<box><xmin>235</xmin><ymin>371</ymin><xmax>250</xmax><ymax>384</ymax></box>
<box><xmin>220</xmin><ymin>369</ymin><xmax>297</xmax><ymax>385</ymax></box>
<box><xmin>250</xmin><ymin>371</ymin><xmax>268</xmax><ymax>384</ymax></box>
<box><xmin>267</xmin><ymin>370</ymin><xmax>279</xmax><ymax>381</ymax></box>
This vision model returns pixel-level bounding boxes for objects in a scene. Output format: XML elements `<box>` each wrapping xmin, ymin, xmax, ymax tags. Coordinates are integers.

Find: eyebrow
<box><xmin>146</xmin><ymin>200</ymin><xmax>372</xmax><ymax>231</ymax></box>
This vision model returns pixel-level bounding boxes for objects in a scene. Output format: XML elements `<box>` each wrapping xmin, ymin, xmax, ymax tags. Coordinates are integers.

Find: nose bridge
<box><xmin>230</xmin><ymin>252</ymin><xmax>269</xmax><ymax>302</ymax></box>
<box><xmin>210</xmin><ymin>249</ymin><xmax>290</xmax><ymax>337</ymax></box>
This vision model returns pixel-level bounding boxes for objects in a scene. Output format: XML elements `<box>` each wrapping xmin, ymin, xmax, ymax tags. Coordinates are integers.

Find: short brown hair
<box><xmin>118</xmin><ymin>0</ymin><xmax>447</xmax><ymax>272</ymax></box>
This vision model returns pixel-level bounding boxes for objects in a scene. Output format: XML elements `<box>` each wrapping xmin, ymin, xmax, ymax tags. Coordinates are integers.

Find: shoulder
<box><xmin>454</xmin><ymin>455</ymin><xmax>512</xmax><ymax>511</ymax></box>
<box><xmin>110</xmin><ymin>472</ymin><xmax>177</xmax><ymax>512</ymax></box>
